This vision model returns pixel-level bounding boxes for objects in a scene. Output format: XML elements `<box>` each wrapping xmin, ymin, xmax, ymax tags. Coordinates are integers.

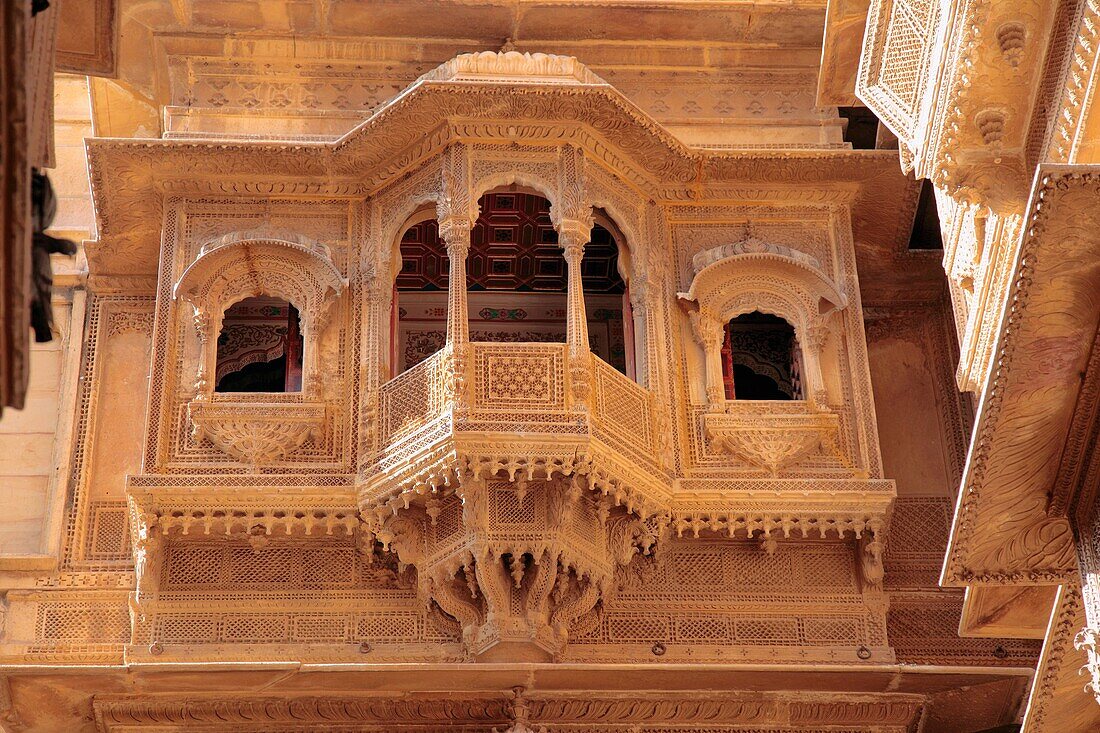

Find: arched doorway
<box><xmin>393</xmin><ymin>190</ymin><xmax>632</xmax><ymax>376</ymax></box>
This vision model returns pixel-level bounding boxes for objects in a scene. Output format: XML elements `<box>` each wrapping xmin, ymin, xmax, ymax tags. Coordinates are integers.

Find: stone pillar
<box><xmin>299</xmin><ymin>314</ymin><xmax>319</xmax><ymax>399</ymax></box>
<box><xmin>630</xmin><ymin>288</ymin><xmax>648</xmax><ymax>386</ymax></box>
<box><xmin>438</xmin><ymin>216</ymin><xmax>471</xmax><ymax>350</ymax></box>
<box><xmin>560</xmin><ymin>223</ymin><xmax>590</xmax><ymax>358</ymax></box>
<box><xmin>439</xmin><ymin>216</ymin><xmax>472</xmax><ymax>406</ymax></box>
<box><xmin>690</xmin><ymin>310</ymin><xmax>725</xmax><ymax>409</ymax></box>
<box><xmin>192</xmin><ymin>309</ymin><xmax>214</xmax><ymax>398</ymax></box>
<box><xmin>804</xmin><ymin>322</ymin><xmax>830</xmax><ymax>409</ymax></box>
<box><xmin>559</xmin><ymin>221</ymin><xmax>592</xmax><ymax>410</ymax></box>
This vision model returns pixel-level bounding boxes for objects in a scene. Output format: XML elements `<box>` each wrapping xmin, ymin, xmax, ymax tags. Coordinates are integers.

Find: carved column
<box><xmin>629</xmin><ymin>279</ymin><xmax>649</xmax><ymax>386</ymax></box>
<box><xmin>129</xmin><ymin>513</ymin><xmax>165</xmax><ymax>647</ymax></box>
<box><xmin>439</xmin><ymin>216</ymin><xmax>472</xmax><ymax>405</ymax></box>
<box><xmin>560</xmin><ymin>222</ymin><xmax>590</xmax><ymax>357</ymax></box>
<box><xmin>690</xmin><ymin>310</ymin><xmax>725</xmax><ymax>409</ymax></box>
<box><xmin>299</xmin><ymin>314</ymin><xmax>319</xmax><ymax>399</ymax></box>
<box><xmin>560</xmin><ymin>221</ymin><xmax>592</xmax><ymax>410</ymax></box>
<box><xmin>804</xmin><ymin>322</ymin><xmax>830</xmax><ymax>409</ymax></box>
<box><xmin>439</xmin><ymin>217</ymin><xmax>471</xmax><ymax>350</ymax></box>
<box><xmin>192</xmin><ymin>309</ymin><xmax>214</xmax><ymax>398</ymax></box>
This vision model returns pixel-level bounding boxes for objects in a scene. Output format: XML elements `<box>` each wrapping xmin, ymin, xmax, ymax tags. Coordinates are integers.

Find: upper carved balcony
<box><xmin>359</xmin><ymin>342</ymin><xmax>667</xmax><ymax>660</ymax></box>
<box><xmin>362</xmin><ymin>341</ymin><xmax>668</xmax><ymax>515</ymax></box>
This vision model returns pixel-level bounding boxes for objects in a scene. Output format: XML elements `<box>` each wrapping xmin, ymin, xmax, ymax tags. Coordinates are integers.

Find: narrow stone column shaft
<box><xmin>560</xmin><ymin>226</ymin><xmax>590</xmax><ymax>358</ymax></box>
<box><xmin>439</xmin><ymin>217</ymin><xmax>471</xmax><ymax>349</ymax></box>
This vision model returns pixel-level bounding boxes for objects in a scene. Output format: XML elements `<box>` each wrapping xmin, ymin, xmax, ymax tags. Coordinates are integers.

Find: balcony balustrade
<box><xmin>361</xmin><ymin>342</ymin><xmax>669</xmax><ymax>517</ymax></box>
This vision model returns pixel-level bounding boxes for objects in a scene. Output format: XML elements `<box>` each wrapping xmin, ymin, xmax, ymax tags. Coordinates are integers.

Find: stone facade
<box><xmin>3</xmin><ymin>0</ymin><xmax>1099</xmax><ymax>730</ymax></box>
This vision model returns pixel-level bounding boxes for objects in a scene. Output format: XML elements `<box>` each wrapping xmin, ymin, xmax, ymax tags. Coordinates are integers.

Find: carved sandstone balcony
<box><xmin>358</xmin><ymin>342</ymin><xmax>669</xmax><ymax>660</ymax></box>
<box><xmin>361</xmin><ymin>342</ymin><xmax>669</xmax><ymax>516</ymax></box>
<box><xmin>704</xmin><ymin>401</ymin><xmax>845</xmax><ymax>478</ymax></box>
<box><xmin>188</xmin><ymin>397</ymin><xmax>326</xmax><ymax>466</ymax></box>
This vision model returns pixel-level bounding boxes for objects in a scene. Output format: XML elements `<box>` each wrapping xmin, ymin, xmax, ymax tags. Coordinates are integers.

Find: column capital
<box><xmin>556</xmin><ymin>215</ymin><xmax>590</xmax><ymax>246</ymax></box>
<box><xmin>688</xmin><ymin>310</ymin><xmax>724</xmax><ymax>350</ymax></box>
<box><xmin>438</xmin><ymin>215</ymin><xmax>473</xmax><ymax>252</ymax></box>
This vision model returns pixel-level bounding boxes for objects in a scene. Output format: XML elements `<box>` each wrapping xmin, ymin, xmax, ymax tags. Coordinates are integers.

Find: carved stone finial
<box><xmin>493</xmin><ymin>686</ymin><xmax>546</xmax><ymax>733</ymax></box>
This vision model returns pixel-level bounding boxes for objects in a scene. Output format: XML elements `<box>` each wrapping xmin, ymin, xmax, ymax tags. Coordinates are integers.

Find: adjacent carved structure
<box><xmin>858</xmin><ymin>0</ymin><xmax>1100</xmax><ymax>725</ymax></box>
<box><xmin>2</xmin><ymin>0</ymin><xmax>1084</xmax><ymax>727</ymax></box>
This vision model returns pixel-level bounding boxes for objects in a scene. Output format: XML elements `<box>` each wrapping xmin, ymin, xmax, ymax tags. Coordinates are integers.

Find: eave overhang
<box><xmin>83</xmin><ymin>53</ymin><xmax>919</xmax><ymax>289</ymax></box>
<box><xmin>942</xmin><ymin>165</ymin><xmax>1100</xmax><ymax>587</ymax></box>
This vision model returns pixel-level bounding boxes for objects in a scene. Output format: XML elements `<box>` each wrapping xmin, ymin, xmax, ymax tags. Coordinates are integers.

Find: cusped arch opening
<box><xmin>215</xmin><ymin>295</ymin><xmax>304</xmax><ymax>394</ymax></box>
<box><xmin>722</xmin><ymin>311</ymin><xmax>803</xmax><ymax>401</ymax></box>
<box><xmin>391</xmin><ymin>189</ymin><xmax>636</xmax><ymax>378</ymax></box>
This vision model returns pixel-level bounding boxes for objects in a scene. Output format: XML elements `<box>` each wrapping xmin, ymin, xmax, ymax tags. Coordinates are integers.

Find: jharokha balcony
<box><xmin>361</xmin><ymin>342</ymin><xmax>668</xmax><ymax>516</ymax></box>
<box><xmin>358</xmin><ymin>342</ymin><xmax>669</xmax><ymax>660</ymax></box>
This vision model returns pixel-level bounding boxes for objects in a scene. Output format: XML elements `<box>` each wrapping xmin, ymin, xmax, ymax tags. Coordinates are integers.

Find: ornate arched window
<box><xmin>680</xmin><ymin>238</ymin><xmax>846</xmax><ymax>410</ymax></box>
<box><xmin>172</xmin><ymin>231</ymin><xmax>347</xmax><ymax>466</ymax></box>
<box><xmin>392</xmin><ymin>191</ymin><xmax>632</xmax><ymax>376</ymax></box>
<box><xmin>174</xmin><ymin>231</ymin><xmax>347</xmax><ymax>400</ymax></box>
<box><xmin>214</xmin><ymin>295</ymin><xmax>304</xmax><ymax>393</ymax></box>
<box><xmin>721</xmin><ymin>311</ymin><xmax>802</xmax><ymax>400</ymax></box>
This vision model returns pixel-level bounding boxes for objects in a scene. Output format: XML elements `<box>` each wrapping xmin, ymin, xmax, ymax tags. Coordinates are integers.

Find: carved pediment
<box><xmin>417</xmin><ymin>51</ymin><xmax>607</xmax><ymax>86</ymax></box>
<box><xmin>680</xmin><ymin>240</ymin><xmax>847</xmax><ymax>327</ymax></box>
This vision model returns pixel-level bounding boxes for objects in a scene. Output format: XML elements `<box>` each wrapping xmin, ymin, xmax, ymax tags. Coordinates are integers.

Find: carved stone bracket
<box><xmin>188</xmin><ymin>400</ymin><xmax>326</xmax><ymax>466</ymax></box>
<box><xmin>362</xmin><ymin>468</ymin><xmax>663</xmax><ymax>661</ymax></box>
<box><xmin>704</xmin><ymin>408</ymin><xmax>843</xmax><ymax>476</ymax></box>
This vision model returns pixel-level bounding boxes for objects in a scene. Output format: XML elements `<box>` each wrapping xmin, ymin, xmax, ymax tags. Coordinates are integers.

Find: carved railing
<box><xmin>363</xmin><ymin>341</ymin><xmax>668</xmax><ymax>659</ymax></box>
<box><xmin>703</xmin><ymin>400</ymin><xmax>844</xmax><ymax>477</ymax></box>
<box><xmin>375</xmin><ymin>343</ymin><xmax>657</xmax><ymax>462</ymax></box>
<box><xmin>365</xmin><ymin>342</ymin><xmax>667</xmax><ymax>511</ymax></box>
<box><xmin>378</xmin><ymin>349</ymin><xmax>448</xmax><ymax>444</ymax></box>
<box><xmin>590</xmin><ymin>354</ymin><xmax>659</xmax><ymax>473</ymax></box>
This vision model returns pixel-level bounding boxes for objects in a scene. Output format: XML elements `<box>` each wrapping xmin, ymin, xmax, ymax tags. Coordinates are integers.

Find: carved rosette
<box><xmin>704</xmin><ymin>410</ymin><xmax>841</xmax><ymax>476</ymax></box>
<box><xmin>188</xmin><ymin>401</ymin><xmax>326</xmax><ymax>466</ymax></box>
<box><xmin>364</xmin><ymin>468</ymin><xmax>661</xmax><ymax>661</ymax></box>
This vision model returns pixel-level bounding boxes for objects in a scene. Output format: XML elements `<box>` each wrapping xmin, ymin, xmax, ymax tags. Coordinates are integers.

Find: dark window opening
<box><xmin>838</xmin><ymin>106</ymin><xmax>881</xmax><ymax>150</ymax></box>
<box><xmin>215</xmin><ymin>296</ymin><xmax>303</xmax><ymax>393</ymax></box>
<box><xmin>908</xmin><ymin>179</ymin><xmax>944</xmax><ymax>250</ymax></box>
<box><xmin>395</xmin><ymin>192</ymin><xmax>631</xmax><ymax>376</ymax></box>
<box><xmin>722</xmin><ymin>312</ymin><xmax>802</xmax><ymax>400</ymax></box>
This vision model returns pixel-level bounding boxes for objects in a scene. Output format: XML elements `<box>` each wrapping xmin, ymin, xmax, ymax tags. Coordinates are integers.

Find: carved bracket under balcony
<box><xmin>189</xmin><ymin>400</ymin><xmax>325</xmax><ymax>465</ymax></box>
<box><xmin>704</xmin><ymin>408</ymin><xmax>842</xmax><ymax>477</ymax></box>
<box><xmin>125</xmin><ymin>478</ymin><xmax>361</xmax><ymax>624</ymax></box>
<box><xmin>362</xmin><ymin>471</ymin><xmax>663</xmax><ymax>661</ymax></box>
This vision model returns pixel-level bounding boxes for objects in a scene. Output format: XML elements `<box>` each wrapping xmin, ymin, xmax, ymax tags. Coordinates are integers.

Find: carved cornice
<box><xmin>859</xmin><ymin>0</ymin><xmax>1059</xmax><ymax>213</ymax></box>
<box><xmin>1047</xmin><ymin>0</ymin><xmax>1100</xmax><ymax>163</ymax></box>
<box><xmin>91</xmin><ymin>691</ymin><xmax>923</xmax><ymax>731</ymax></box>
<box><xmin>126</xmin><ymin>475</ymin><xmax>359</xmax><ymax>547</ymax></box>
<box><xmin>942</xmin><ymin>165</ymin><xmax>1100</xmax><ymax>586</ymax></box>
<box><xmin>419</xmin><ymin>51</ymin><xmax>607</xmax><ymax>86</ymax></box>
<box><xmin>1022</xmin><ymin>584</ymin><xmax>1100</xmax><ymax>731</ymax></box>
<box><xmin>85</xmin><ymin>52</ymin><xmax>909</xmax><ymax>278</ymax></box>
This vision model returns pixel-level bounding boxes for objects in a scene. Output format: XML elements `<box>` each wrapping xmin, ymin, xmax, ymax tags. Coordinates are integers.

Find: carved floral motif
<box><xmin>188</xmin><ymin>400</ymin><xmax>326</xmax><ymax>465</ymax></box>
